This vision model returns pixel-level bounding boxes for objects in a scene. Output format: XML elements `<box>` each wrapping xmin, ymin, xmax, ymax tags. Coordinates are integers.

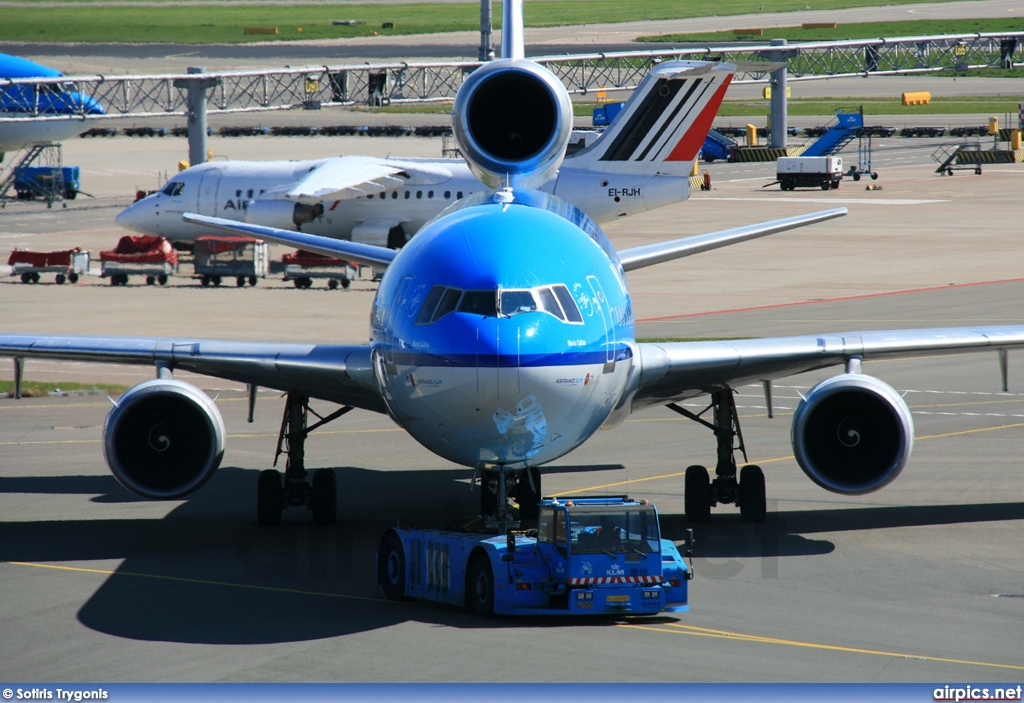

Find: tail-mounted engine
<box><xmin>103</xmin><ymin>379</ymin><xmax>226</xmax><ymax>499</ymax></box>
<box><xmin>791</xmin><ymin>373</ymin><xmax>913</xmax><ymax>495</ymax></box>
<box><xmin>452</xmin><ymin>59</ymin><xmax>573</xmax><ymax>190</ymax></box>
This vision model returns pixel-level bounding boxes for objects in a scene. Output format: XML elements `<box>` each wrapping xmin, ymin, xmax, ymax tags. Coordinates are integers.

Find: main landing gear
<box><xmin>668</xmin><ymin>388</ymin><xmax>766</xmax><ymax>523</ymax></box>
<box><xmin>256</xmin><ymin>392</ymin><xmax>353</xmax><ymax>526</ymax></box>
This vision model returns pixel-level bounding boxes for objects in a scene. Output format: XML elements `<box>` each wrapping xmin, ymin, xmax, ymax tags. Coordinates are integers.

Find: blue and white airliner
<box><xmin>4</xmin><ymin>1</ymin><xmax>1024</xmax><ymax>530</ymax></box>
<box><xmin>0</xmin><ymin>53</ymin><xmax>105</xmax><ymax>158</ymax></box>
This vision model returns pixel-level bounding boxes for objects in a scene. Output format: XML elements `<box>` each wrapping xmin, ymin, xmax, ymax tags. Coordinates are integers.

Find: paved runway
<box><xmin>2</xmin><ymin>121</ymin><xmax>1024</xmax><ymax>681</ymax></box>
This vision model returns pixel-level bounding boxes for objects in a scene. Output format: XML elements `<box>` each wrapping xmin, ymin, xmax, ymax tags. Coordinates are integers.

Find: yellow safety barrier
<box><xmin>901</xmin><ymin>91</ymin><xmax>931</xmax><ymax>105</ymax></box>
<box><xmin>1012</xmin><ymin>129</ymin><xmax>1022</xmax><ymax>151</ymax></box>
<box><xmin>745</xmin><ymin>124</ymin><xmax>758</xmax><ymax>146</ymax></box>
<box><xmin>244</xmin><ymin>27</ymin><xmax>279</xmax><ymax>35</ymax></box>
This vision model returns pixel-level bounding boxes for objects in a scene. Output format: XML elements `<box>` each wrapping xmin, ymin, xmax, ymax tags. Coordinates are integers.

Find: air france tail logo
<box><xmin>600</xmin><ymin>73</ymin><xmax>733</xmax><ymax>163</ymax></box>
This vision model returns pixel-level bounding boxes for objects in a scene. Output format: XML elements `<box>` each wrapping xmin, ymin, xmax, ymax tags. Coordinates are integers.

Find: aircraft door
<box><xmin>586</xmin><ymin>275</ymin><xmax>615</xmax><ymax>364</ymax></box>
<box><xmin>198</xmin><ymin>169</ymin><xmax>222</xmax><ymax>217</ymax></box>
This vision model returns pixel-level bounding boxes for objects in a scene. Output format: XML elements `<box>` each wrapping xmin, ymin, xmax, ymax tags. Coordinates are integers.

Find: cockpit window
<box><xmin>161</xmin><ymin>181</ymin><xmax>185</xmax><ymax>197</ymax></box>
<box><xmin>415</xmin><ymin>286</ymin><xmax>446</xmax><ymax>325</ymax></box>
<box><xmin>416</xmin><ymin>284</ymin><xmax>585</xmax><ymax>324</ymax></box>
<box><xmin>553</xmin><ymin>285</ymin><xmax>583</xmax><ymax>323</ymax></box>
<box><xmin>499</xmin><ymin>290</ymin><xmax>537</xmax><ymax>316</ymax></box>
<box><xmin>535</xmin><ymin>287</ymin><xmax>564</xmax><ymax>321</ymax></box>
<box><xmin>458</xmin><ymin>290</ymin><xmax>497</xmax><ymax>316</ymax></box>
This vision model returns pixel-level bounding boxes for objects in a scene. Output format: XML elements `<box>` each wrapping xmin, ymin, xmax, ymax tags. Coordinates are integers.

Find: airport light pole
<box><xmin>174</xmin><ymin>67</ymin><xmax>220</xmax><ymax>167</ymax></box>
<box><xmin>769</xmin><ymin>39</ymin><xmax>791</xmax><ymax>149</ymax></box>
<box><xmin>479</xmin><ymin>0</ymin><xmax>494</xmax><ymax>61</ymax></box>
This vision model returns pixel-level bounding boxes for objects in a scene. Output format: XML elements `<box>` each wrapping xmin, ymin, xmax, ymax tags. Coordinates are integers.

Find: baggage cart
<box><xmin>192</xmin><ymin>235</ymin><xmax>269</xmax><ymax>287</ymax></box>
<box><xmin>8</xmin><ymin>247</ymin><xmax>89</xmax><ymax>284</ymax></box>
<box><xmin>281</xmin><ymin>250</ymin><xmax>358</xmax><ymax>290</ymax></box>
<box><xmin>99</xmin><ymin>235</ymin><xmax>178</xmax><ymax>286</ymax></box>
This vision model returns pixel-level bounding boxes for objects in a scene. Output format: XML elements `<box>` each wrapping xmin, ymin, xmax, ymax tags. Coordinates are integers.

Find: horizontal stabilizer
<box><xmin>182</xmin><ymin>213</ymin><xmax>397</xmax><ymax>270</ymax></box>
<box><xmin>618</xmin><ymin>208</ymin><xmax>847</xmax><ymax>271</ymax></box>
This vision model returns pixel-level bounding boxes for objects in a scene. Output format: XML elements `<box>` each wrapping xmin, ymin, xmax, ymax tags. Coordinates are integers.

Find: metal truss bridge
<box><xmin>2</xmin><ymin>31</ymin><xmax>1022</xmax><ymax>124</ymax></box>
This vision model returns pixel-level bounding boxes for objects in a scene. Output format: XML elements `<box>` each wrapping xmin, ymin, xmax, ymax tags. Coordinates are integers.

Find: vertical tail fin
<box><xmin>502</xmin><ymin>0</ymin><xmax>524</xmax><ymax>60</ymax></box>
<box><xmin>566</xmin><ymin>61</ymin><xmax>735</xmax><ymax>177</ymax></box>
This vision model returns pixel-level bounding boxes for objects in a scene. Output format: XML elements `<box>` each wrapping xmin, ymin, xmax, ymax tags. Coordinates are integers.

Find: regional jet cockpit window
<box><xmin>161</xmin><ymin>181</ymin><xmax>185</xmax><ymax>197</ymax></box>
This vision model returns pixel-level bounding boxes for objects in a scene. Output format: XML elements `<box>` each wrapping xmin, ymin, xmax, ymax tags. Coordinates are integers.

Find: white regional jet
<box><xmin>114</xmin><ymin>57</ymin><xmax>731</xmax><ymax>247</ymax></box>
<box><xmin>3</xmin><ymin>1</ymin><xmax>1024</xmax><ymax>572</ymax></box>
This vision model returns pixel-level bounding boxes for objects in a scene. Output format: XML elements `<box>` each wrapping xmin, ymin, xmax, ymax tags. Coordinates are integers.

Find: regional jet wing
<box><xmin>284</xmin><ymin>155</ymin><xmax>453</xmax><ymax>203</ymax></box>
<box><xmin>0</xmin><ymin>335</ymin><xmax>386</xmax><ymax>413</ymax></box>
<box><xmin>633</xmin><ymin>326</ymin><xmax>1024</xmax><ymax>409</ymax></box>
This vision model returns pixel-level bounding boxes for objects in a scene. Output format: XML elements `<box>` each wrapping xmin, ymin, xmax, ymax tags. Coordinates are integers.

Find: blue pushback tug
<box><xmin>378</xmin><ymin>496</ymin><xmax>693</xmax><ymax>616</ymax></box>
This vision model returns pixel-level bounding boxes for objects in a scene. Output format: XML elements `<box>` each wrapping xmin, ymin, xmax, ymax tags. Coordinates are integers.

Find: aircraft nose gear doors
<box><xmin>256</xmin><ymin>392</ymin><xmax>353</xmax><ymax>526</ymax></box>
<box><xmin>668</xmin><ymin>388</ymin><xmax>767</xmax><ymax>523</ymax></box>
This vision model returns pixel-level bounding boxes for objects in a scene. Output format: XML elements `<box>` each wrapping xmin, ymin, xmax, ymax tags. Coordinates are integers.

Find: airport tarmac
<box><xmin>1</xmin><ymin>127</ymin><xmax>1023</xmax><ymax>682</ymax></box>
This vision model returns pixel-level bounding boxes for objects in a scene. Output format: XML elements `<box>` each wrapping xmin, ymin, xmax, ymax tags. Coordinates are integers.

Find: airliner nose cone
<box><xmin>115</xmin><ymin>200</ymin><xmax>147</xmax><ymax>233</ymax></box>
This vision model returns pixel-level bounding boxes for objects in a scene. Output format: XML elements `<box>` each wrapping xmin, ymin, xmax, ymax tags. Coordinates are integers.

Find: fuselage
<box><xmin>115</xmin><ymin>157</ymin><xmax>687</xmax><ymax>245</ymax></box>
<box><xmin>369</xmin><ymin>188</ymin><xmax>636</xmax><ymax>470</ymax></box>
<box><xmin>0</xmin><ymin>53</ymin><xmax>104</xmax><ymax>153</ymax></box>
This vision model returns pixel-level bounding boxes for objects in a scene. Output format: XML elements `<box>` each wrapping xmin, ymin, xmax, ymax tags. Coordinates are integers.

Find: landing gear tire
<box><xmin>379</xmin><ymin>530</ymin><xmax>408</xmax><ymax>601</ymax></box>
<box><xmin>467</xmin><ymin>556</ymin><xmax>495</xmax><ymax>617</ymax></box>
<box><xmin>684</xmin><ymin>465</ymin><xmax>712</xmax><ymax>523</ymax></box>
<box><xmin>739</xmin><ymin>464</ymin><xmax>766</xmax><ymax>523</ymax></box>
<box><xmin>257</xmin><ymin>469</ymin><xmax>283</xmax><ymax>526</ymax></box>
<box><xmin>310</xmin><ymin>468</ymin><xmax>337</xmax><ymax>526</ymax></box>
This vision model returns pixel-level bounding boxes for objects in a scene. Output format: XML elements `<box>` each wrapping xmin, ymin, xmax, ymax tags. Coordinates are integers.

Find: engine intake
<box><xmin>791</xmin><ymin>373</ymin><xmax>913</xmax><ymax>495</ymax></box>
<box><xmin>103</xmin><ymin>379</ymin><xmax>226</xmax><ymax>499</ymax></box>
<box><xmin>452</xmin><ymin>59</ymin><xmax>572</xmax><ymax>190</ymax></box>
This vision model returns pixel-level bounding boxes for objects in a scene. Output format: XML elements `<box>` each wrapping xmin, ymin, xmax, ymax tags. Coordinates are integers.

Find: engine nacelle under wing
<box><xmin>245</xmin><ymin>199</ymin><xmax>323</xmax><ymax>231</ymax></box>
<box><xmin>103</xmin><ymin>379</ymin><xmax>226</xmax><ymax>499</ymax></box>
<box><xmin>452</xmin><ymin>58</ymin><xmax>572</xmax><ymax>190</ymax></box>
<box><xmin>791</xmin><ymin>373</ymin><xmax>913</xmax><ymax>495</ymax></box>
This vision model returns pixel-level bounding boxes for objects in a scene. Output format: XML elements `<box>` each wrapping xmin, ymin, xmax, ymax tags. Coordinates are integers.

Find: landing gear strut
<box><xmin>256</xmin><ymin>392</ymin><xmax>352</xmax><ymax>526</ymax></box>
<box><xmin>669</xmin><ymin>388</ymin><xmax>766</xmax><ymax>523</ymax></box>
<box><xmin>478</xmin><ymin>466</ymin><xmax>542</xmax><ymax>529</ymax></box>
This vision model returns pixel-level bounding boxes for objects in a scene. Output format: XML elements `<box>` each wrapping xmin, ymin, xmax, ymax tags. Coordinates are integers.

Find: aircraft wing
<box><xmin>633</xmin><ymin>326</ymin><xmax>1024</xmax><ymax>409</ymax></box>
<box><xmin>0</xmin><ymin>335</ymin><xmax>386</xmax><ymax>413</ymax></box>
<box><xmin>284</xmin><ymin>155</ymin><xmax>453</xmax><ymax>204</ymax></box>
<box><xmin>617</xmin><ymin>208</ymin><xmax>847</xmax><ymax>271</ymax></box>
<box><xmin>182</xmin><ymin>213</ymin><xmax>398</xmax><ymax>270</ymax></box>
